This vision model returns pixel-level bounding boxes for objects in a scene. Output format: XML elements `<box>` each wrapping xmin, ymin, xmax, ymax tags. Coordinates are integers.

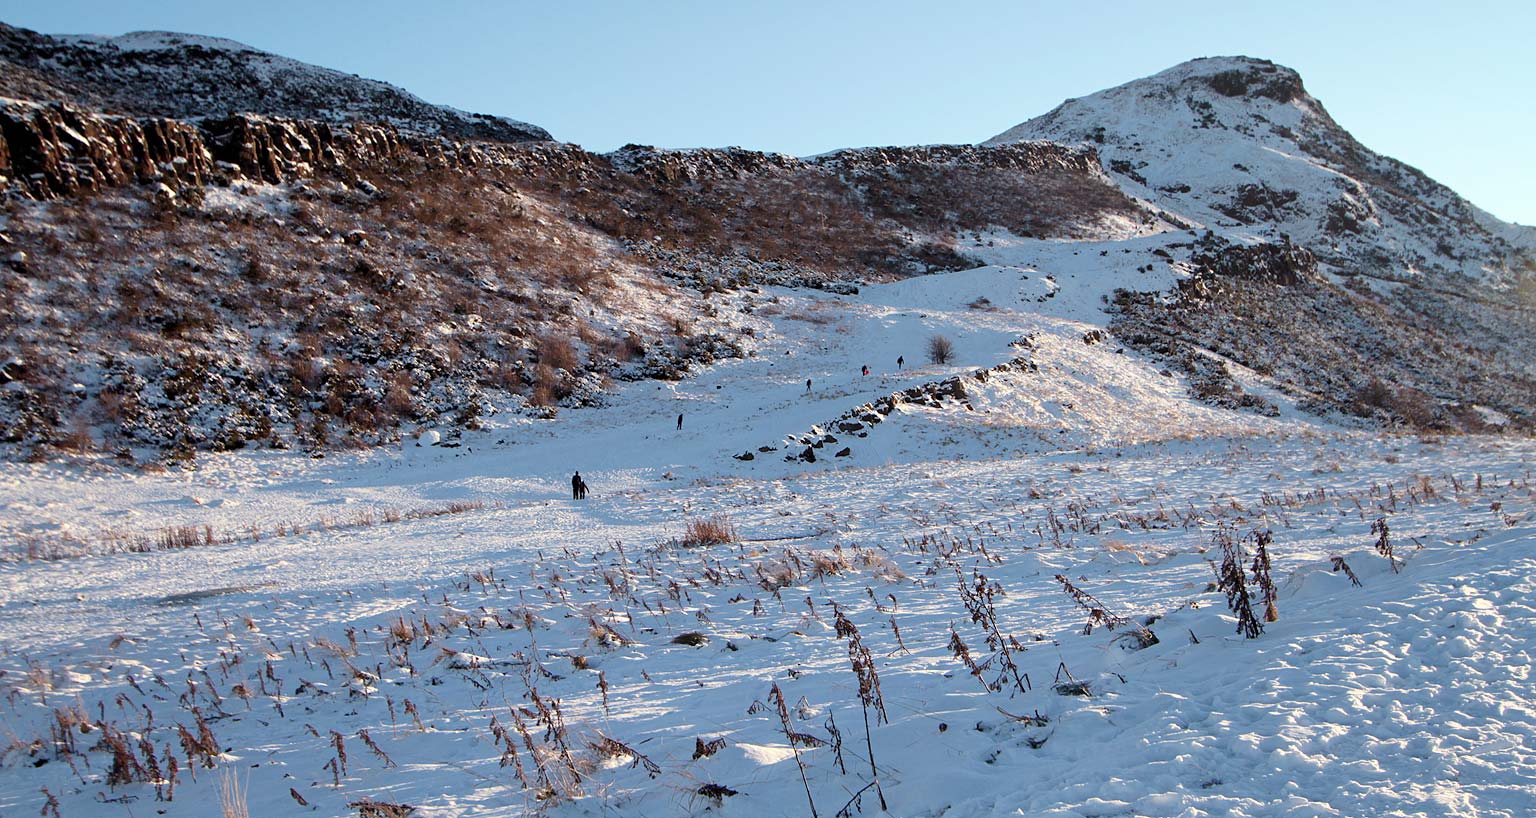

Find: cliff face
<box><xmin>0</xmin><ymin>101</ymin><xmax>211</xmax><ymax>196</ymax></box>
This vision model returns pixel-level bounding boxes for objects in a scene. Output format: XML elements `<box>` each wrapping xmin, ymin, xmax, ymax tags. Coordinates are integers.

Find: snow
<box><xmin>986</xmin><ymin>56</ymin><xmax>1532</xmax><ymax>286</ymax></box>
<box><xmin>3</xmin><ymin>244</ymin><xmax>1535</xmax><ymax>817</ymax></box>
<box><xmin>41</xmin><ymin>27</ymin><xmax>552</xmax><ymax>142</ymax></box>
<box><xmin>82</xmin><ymin>31</ymin><xmax>261</xmax><ymax>53</ymax></box>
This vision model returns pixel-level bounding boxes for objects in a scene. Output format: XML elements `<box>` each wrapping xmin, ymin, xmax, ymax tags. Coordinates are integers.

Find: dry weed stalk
<box><xmin>680</xmin><ymin>514</ymin><xmax>739</xmax><ymax>546</ymax></box>
<box><xmin>1371</xmin><ymin>517</ymin><xmax>1400</xmax><ymax>572</ymax></box>
<box><xmin>947</xmin><ymin>626</ymin><xmax>987</xmax><ymax>690</ymax></box>
<box><xmin>1053</xmin><ymin>575</ymin><xmax>1159</xmax><ymax>648</ymax></box>
<box><xmin>1249</xmin><ymin>530</ymin><xmax>1279</xmax><ymax>622</ymax></box>
<box><xmin>1215</xmin><ymin>526</ymin><xmax>1263</xmax><ymax>639</ymax></box>
<box><xmin>769</xmin><ymin>682</ymin><xmax>821</xmax><ymax>818</ymax></box>
<box><xmin>40</xmin><ymin>787</ymin><xmax>62</xmax><ymax>818</ymax></box>
<box><xmin>693</xmin><ymin>736</ymin><xmax>727</xmax><ymax>759</ymax></box>
<box><xmin>832</xmin><ymin>606</ymin><xmax>888</xmax><ymax>812</ymax></box>
<box><xmin>217</xmin><ymin>767</ymin><xmax>249</xmax><ymax>818</ymax></box>
<box><xmin>357</xmin><ymin>728</ymin><xmax>395</xmax><ymax>768</ymax></box>
<box><xmin>956</xmin><ymin>570</ymin><xmax>1031</xmax><ymax>693</ymax></box>
<box><xmin>589</xmin><ymin>734</ymin><xmax>661</xmax><ymax>777</ymax></box>
<box><xmin>1330</xmin><ymin>555</ymin><xmax>1363</xmax><ymax>587</ymax></box>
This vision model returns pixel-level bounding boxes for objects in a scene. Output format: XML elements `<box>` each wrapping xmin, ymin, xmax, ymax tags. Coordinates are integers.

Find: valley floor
<box><xmin>2</xmin><ymin>245</ymin><xmax>1533</xmax><ymax>817</ymax></box>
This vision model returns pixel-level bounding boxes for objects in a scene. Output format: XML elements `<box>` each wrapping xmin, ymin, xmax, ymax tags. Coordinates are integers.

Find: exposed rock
<box><xmin>0</xmin><ymin>99</ymin><xmax>209</xmax><ymax>197</ymax></box>
<box><xmin>1186</xmin><ymin>234</ymin><xmax>1317</xmax><ymax>289</ymax></box>
<box><xmin>0</xmin><ymin>23</ymin><xmax>551</xmax><ymax>143</ymax></box>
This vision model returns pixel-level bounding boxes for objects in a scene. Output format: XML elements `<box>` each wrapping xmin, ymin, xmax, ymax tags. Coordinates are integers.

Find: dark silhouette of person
<box><xmin>897</xmin><ymin>355</ymin><xmax>904</xmax><ymax>370</ymax></box>
<box><xmin>572</xmin><ymin>471</ymin><xmax>583</xmax><ymax>500</ymax></box>
<box><xmin>805</xmin><ymin>378</ymin><xmax>812</xmax><ymax>393</ymax></box>
<box><xmin>579</xmin><ymin>477</ymin><xmax>589</xmax><ymax>498</ymax></box>
<box><xmin>677</xmin><ymin>413</ymin><xmax>683</xmax><ymax>431</ymax></box>
<box><xmin>861</xmin><ymin>365</ymin><xmax>869</xmax><ymax>376</ymax></box>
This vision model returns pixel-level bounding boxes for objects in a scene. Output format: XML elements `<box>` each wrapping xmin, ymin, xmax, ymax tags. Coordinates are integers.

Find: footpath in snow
<box><xmin>2</xmin><ymin>247</ymin><xmax>1534</xmax><ymax>817</ymax></box>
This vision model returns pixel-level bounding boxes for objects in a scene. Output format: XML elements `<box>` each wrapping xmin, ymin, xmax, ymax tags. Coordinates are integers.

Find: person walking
<box><xmin>677</xmin><ymin>413</ymin><xmax>683</xmax><ymax>431</ymax></box>
<box><xmin>572</xmin><ymin>471</ymin><xmax>583</xmax><ymax>500</ymax></box>
<box><xmin>805</xmin><ymin>378</ymin><xmax>812</xmax><ymax>393</ymax></box>
<box><xmin>897</xmin><ymin>355</ymin><xmax>904</xmax><ymax>370</ymax></box>
<box><xmin>861</xmin><ymin>364</ymin><xmax>869</xmax><ymax>376</ymax></box>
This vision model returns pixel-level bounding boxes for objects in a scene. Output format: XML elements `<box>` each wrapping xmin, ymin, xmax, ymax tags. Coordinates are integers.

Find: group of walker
<box><xmin>573</xmin><ymin>354</ymin><xmax>911</xmax><ymax>500</ymax></box>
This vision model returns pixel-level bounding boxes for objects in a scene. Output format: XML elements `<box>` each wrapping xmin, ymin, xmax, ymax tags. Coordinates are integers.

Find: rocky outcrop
<box><xmin>201</xmin><ymin>115</ymin><xmax>404</xmax><ymax>183</ymax></box>
<box><xmin>608</xmin><ymin>144</ymin><xmax>805</xmax><ymax>184</ymax></box>
<box><xmin>1201</xmin><ymin>61</ymin><xmax>1305</xmax><ymax>103</ymax></box>
<box><xmin>1188</xmin><ymin>236</ymin><xmax>1318</xmax><ymax>287</ymax></box>
<box><xmin>771</xmin><ymin>356</ymin><xmax>1040</xmax><ymax>465</ymax></box>
<box><xmin>814</xmin><ymin>141</ymin><xmax>1104</xmax><ymax>176</ymax></box>
<box><xmin>0</xmin><ymin>100</ymin><xmax>209</xmax><ymax>196</ymax></box>
<box><xmin>605</xmin><ymin>141</ymin><xmax>1104</xmax><ymax>187</ymax></box>
<box><xmin>0</xmin><ymin>100</ymin><xmax>506</xmax><ymax>196</ymax></box>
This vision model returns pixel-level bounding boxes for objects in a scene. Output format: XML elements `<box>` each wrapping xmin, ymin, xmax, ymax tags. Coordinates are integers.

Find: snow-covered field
<box><xmin>3</xmin><ymin>246</ymin><xmax>1534</xmax><ymax>817</ymax></box>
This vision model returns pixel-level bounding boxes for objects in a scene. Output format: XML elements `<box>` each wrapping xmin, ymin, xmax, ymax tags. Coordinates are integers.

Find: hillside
<box><xmin>0</xmin><ymin>23</ymin><xmax>552</xmax><ymax>142</ymax></box>
<box><xmin>3</xmin><ymin>29</ymin><xmax>1536</xmax><ymax>818</ymax></box>
<box><xmin>3</xmin><ymin>262</ymin><xmax>1535</xmax><ymax>817</ymax></box>
<box><xmin>987</xmin><ymin>56</ymin><xmax>1534</xmax><ymax>283</ymax></box>
<box><xmin>0</xmin><ymin>98</ymin><xmax>1156</xmax><ymax>462</ymax></box>
<box><xmin>1</xmin><ymin>37</ymin><xmax>1532</xmax><ymax>464</ymax></box>
<box><xmin>989</xmin><ymin>56</ymin><xmax>1536</xmax><ymax>430</ymax></box>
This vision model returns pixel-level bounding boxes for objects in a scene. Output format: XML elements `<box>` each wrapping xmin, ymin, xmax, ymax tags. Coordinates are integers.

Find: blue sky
<box><xmin>6</xmin><ymin>1</ymin><xmax>1533</xmax><ymax>224</ymax></box>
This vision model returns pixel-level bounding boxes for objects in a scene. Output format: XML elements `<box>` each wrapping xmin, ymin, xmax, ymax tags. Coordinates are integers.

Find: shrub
<box><xmin>679</xmin><ymin>515</ymin><xmax>737</xmax><ymax>546</ymax></box>
<box><xmin>536</xmin><ymin>334</ymin><xmax>580</xmax><ymax>372</ymax></box>
<box><xmin>927</xmin><ymin>334</ymin><xmax>955</xmax><ymax>365</ymax></box>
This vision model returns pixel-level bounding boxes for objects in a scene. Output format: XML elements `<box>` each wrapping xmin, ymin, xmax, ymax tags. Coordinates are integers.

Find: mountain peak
<box><xmin>988</xmin><ymin>55</ymin><xmax>1324</xmax><ymax>149</ymax></box>
<box><xmin>1151</xmin><ymin>55</ymin><xmax>1307</xmax><ymax>103</ymax></box>
<box><xmin>986</xmin><ymin>55</ymin><xmax>1531</xmax><ymax>285</ymax></box>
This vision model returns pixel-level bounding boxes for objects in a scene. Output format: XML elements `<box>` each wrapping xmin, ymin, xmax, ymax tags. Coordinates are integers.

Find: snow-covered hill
<box><xmin>987</xmin><ymin>56</ymin><xmax>1534</xmax><ymax>287</ymax></box>
<box><xmin>4</xmin><ymin>256</ymin><xmax>1536</xmax><ymax>817</ymax></box>
<box><xmin>982</xmin><ymin>56</ymin><xmax>1535</xmax><ymax>431</ymax></box>
<box><xmin>3</xmin><ymin>36</ymin><xmax>1536</xmax><ymax>818</ymax></box>
<box><xmin>0</xmin><ymin>23</ymin><xmax>552</xmax><ymax>142</ymax></box>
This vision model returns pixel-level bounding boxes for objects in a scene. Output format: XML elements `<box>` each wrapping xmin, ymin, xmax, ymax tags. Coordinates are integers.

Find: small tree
<box><xmin>927</xmin><ymin>334</ymin><xmax>955</xmax><ymax>365</ymax></box>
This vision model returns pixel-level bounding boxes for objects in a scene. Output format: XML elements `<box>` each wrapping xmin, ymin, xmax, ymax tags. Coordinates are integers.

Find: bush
<box><xmin>927</xmin><ymin>334</ymin><xmax>955</xmax><ymax>365</ymax></box>
<box><xmin>679</xmin><ymin>515</ymin><xmax>737</xmax><ymax>546</ymax></box>
<box><xmin>536</xmin><ymin>334</ymin><xmax>580</xmax><ymax>372</ymax></box>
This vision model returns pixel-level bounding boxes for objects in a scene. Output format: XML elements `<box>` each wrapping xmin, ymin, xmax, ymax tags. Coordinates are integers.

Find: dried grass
<box><xmin>678</xmin><ymin>515</ymin><xmax>738</xmax><ymax>546</ymax></box>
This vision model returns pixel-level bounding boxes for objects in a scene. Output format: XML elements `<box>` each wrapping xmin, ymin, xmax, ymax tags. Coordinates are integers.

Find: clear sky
<box><xmin>5</xmin><ymin>0</ymin><xmax>1533</xmax><ymax>224</ymax></box>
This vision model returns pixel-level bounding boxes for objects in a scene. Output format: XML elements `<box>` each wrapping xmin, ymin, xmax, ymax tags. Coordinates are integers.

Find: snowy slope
<box><xmin>0</xmin><ymin>23</ymin><xmax>552</xmax><ymax>142</ymax></box>
<box><xmin>2</xmin><ymin>39</ymin><xmax>1536</xmax><ymax>818</ymax></box>
<box><xmin>4</xmin><ymin>232</ymin><xmax>1536</xmax><ymax>817</ymax></box>
<box><xmin>986</xmin><ymin>56</ymin><xmax>1534</xmax><ymax>285</ymax></box>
